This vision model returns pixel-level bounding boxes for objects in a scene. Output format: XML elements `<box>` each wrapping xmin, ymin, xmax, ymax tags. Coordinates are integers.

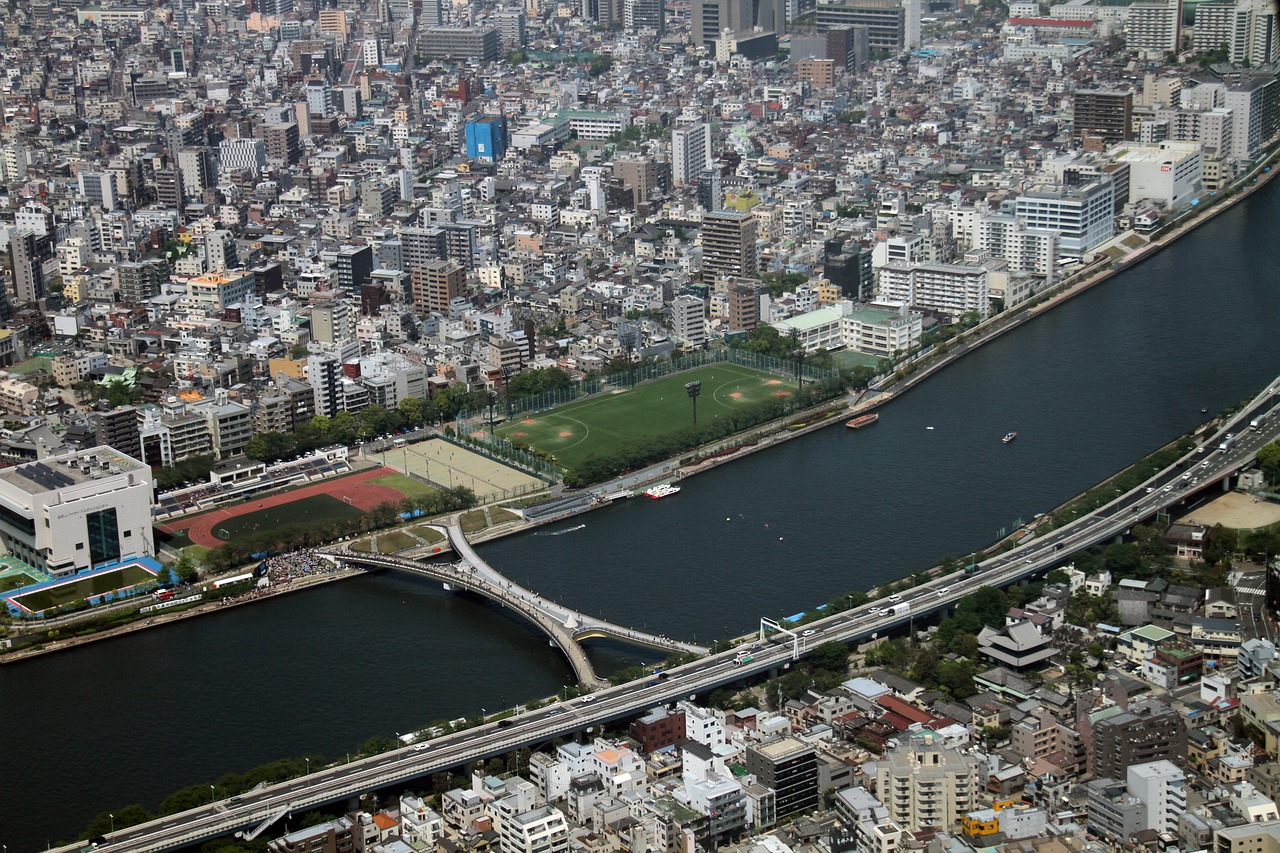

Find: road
<box><xmin>67</xmin><ymin>379</ymin><xmax>1280</xmax><ymax>853</ymax></box>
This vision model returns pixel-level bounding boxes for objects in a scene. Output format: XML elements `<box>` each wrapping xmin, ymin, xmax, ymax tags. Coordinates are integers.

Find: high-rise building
<box><xmin>1073</xmin><ymin>89</ymin><xmax>1134</xmax><ymax>146</ymax></box>
<box><xmin>727</xmin><ymin>280</ymin><xmax>765</xmax><ymax>331</ymax></box>
<box><xmin>1225</xmin><ymin>77</ymin><xmax>1280</xmax><ymax>160</ymax></box>
<box><xmin>613</xmin><ymin>156</ymin><xmax>658</xmax><ymax>209</ymax></box>
<box><xmin>672</xmin><ymin>123</ymin><xmax>713</xmax><ymax>187</ymax></box>
<box><xmin>94</xmin><ymin>406</ymin><xmax>143</xmax><ymax>462</ymax></box>
<box><xmin>1126</xmin><ymin>760</ymin><xmax>1187</xmax><ymax>834</ymax></box>
<box><xmin>218</xmin><ymin>138</ymin><xmax>267</xmax><ymax>176</ymax></box>
<box><xmin>116</xmin><ymin>258</ymin><xmax>170</xmax><ymax>304</ymax></box>
<box><xmin>1197</xmin><ymin>0</ymin><xmax>1279</xmax><ymax>64</ymax></box>
<box><xmin>412</xmin><ymin>258</ymin><xmax>465</xmax><ymax>315</ymax></box>
<box><xmin>154</xmin><ymin>168</ymin><xmax>184</xmax><ymax>209</ymax></box>
<box><xmin>78</xmin><ymin>172</ymin><xmax>119</xmax><ymax>210</ymax></box>
<box><xmin>875</xmin><ymin>731</ymin><xmax>979</xmax><ymax>831</ymax></box>
<box><xmin>671</xmin><ymin>295</ymin><xmax>708</xmax><ymax>347</ymax></box>
<box><xmin>492</xmin><ymin>8</ymin><xmax>527</xmax><ymax>46</ymax></box>
<box><xmin>336</xmin><ymin>245</ymin><xmax>374</xmax><ymax>293</ymax></box>
<box><xmin>1014</xmin><ymin>177</ymin><xmax>1117</xmax><ymax>259</ymax></box>
<box><xmin>625</xmin><ymin>0</ymin><xmax>665</xmax><ymax>32</ymax></box>
<box><xmin>1127</xmin><ymin>0</ymin><xmax>1181</xmax><ymax>57</ymax></box>
<box><xmin>305</xmin><ymin>79</ymin><xmax>333</xmax><ymax>118</ymax></box>
<box><xmin>264</xmin><ymin>123</ymin><xmax>302</xmax><ymax>165</ymax></box>
<box><xmin>697</xmin><ymin>168</ymin><xmax>723</xmax><ymax>211</ymax></box>
<box><xmin>582</xmin><ymin>0</ymin><xmax>624</xmax><ymax>27</ymax></box>
<box><xmin>745</xmin><ymin>736</ymin><xmax>818</xmax><ymax>819</ymax></box>
<box><xmin>1089</xmin><ymin>701</ymin><xmax>1186</xmax><ymax>779</ymax></box>
<box><xmin>692</xmin><ymin>0</ymin><xmax>777</xmax><ymax>47</ymax></box>
<box><xmin>498</xmin><ymin>806</ymin><xmax>569</xmax><ymax>853</ymax></box>
<box><xmin>701</xmin><ymin>210</ymin><xmax>759</xmax><ymax>279</ymax></box>
<box><xmin>0</xmin><ymin>447</ymin><xmax>155</xmax><ymax>577</ymax></box>
<box><xmin>814</xmin><ymin>0</ymin><xmax>918</xmax><ymax>53</ymax></box>
<box><xmin>8</xmin><ymin>230</ymin><xmax>52</xmax><ymax>305</ymax></box>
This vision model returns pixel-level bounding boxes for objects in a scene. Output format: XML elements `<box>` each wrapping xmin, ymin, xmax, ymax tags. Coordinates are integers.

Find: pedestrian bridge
<box><xmin>328</xmin><ymin>523</ymin><xmax>706</xmax><ymax>688</ymax></box>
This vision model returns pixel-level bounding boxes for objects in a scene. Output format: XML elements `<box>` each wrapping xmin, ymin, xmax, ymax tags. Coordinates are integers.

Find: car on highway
<box><xmin>802</xmin><ymin>629</ymin><xmax>816</xmax><ymax>637</ymax></box>
<box><xmin>578</xmin><ymin>695</ymin><xmax>595</xmax><ymax>704</ymax></box>
<box><xmin>497</xmin><ymin>719</ymin><xmax>513</xmax><ymax>728</ymax></box>
<box><xmin>868</xmin><ymin>607</ymin><xmax>882</xmax><ymax>616</ymax></box>
<box><xmin>937</xmin><ymin>587</ymin><xmax>949</xmax><ymax>597</ymax></box>
<box><xmin>888</xmin><ymin>594</ymin><xmax>903</xmax><ymax>603</ymax></box>
<box><xmin>546</xmin><ymin>709</ymin><xmax>564</xmax><ymax>717</ymax></box>
<box><xmin>413</xmin><ymin>744</ymin><xmax>429</xmax><ymax>751</ymax></box>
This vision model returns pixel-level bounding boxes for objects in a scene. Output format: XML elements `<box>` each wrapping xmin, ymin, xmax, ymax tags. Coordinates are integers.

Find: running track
<box><xmin>159</xmin><ymin>468</ymin><xmax>408</xmax><ymax>549</ymax></box>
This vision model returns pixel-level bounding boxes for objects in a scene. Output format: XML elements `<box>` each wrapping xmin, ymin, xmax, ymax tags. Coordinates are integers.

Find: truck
<box><xmin>1219</xmin><ymin>433</ymin><xmax>1237</xmax><ymax>452</ymax></box>
<box><xmin>889</xmin><ymin>602</ymin><xmax>911</xmax><ymax>616</ymax></box>
<box><xmin>733</xmin><ymin>652</ymin><xmax>755</xmax><ymax>666</ymax></box>
<box><xmin>1251</xmin><ymin>413</ymin><xmax>1269</xmax><ymax>431</ymax></box>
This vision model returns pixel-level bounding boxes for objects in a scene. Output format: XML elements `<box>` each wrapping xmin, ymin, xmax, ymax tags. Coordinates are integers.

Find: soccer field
<box><xmin>495</xmin><ymin>364</ymin><xmax>797</xmax><ymax>469</ymax></box>
<box><xmin>215</xmin><ymin>494</ymin><xmax>365</xmax><ymax>540</ymax></box>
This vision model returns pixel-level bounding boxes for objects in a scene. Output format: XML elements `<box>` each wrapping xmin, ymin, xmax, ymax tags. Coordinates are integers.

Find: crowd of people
<box><xmin>261</xmin><ymin>550</ymin><xmax>339</xmax><ymax>585</ymax></box>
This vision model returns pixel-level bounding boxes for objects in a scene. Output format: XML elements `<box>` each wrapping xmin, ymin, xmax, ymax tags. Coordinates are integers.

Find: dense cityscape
<box><xmin>6</xmin><ymin>0</ymin><xmax>1280</xmax><ymax>849</ymax></box>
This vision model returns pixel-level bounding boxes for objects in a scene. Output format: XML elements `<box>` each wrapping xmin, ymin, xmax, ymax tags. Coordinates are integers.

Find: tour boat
<box><xmin>845</xmin><ymin>413</ymin><xmax>880</xmax><ymax>429</ymax></box>
<box><xmin>1002</xmin><ymin>431</ymin><xmax>1018</xmax><ymax>444</ymax></box>
<box><xmin>643</xmin><ymin>483</ymin><xmax>681</xmax><ymax>500</ymax></box>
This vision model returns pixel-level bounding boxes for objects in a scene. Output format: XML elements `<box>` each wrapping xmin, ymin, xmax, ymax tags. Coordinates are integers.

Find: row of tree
<box><xmin>560</xmin><ymin>376</ymin><xmax>847</xmax><ymax>487</ymax></box>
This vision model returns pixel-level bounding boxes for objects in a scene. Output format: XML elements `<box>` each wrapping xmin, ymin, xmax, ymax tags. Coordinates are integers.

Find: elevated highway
<box><xmin>72</xmin><ymin>381</ymin><xmax>1280</xmax><ymax>853</ymax></box>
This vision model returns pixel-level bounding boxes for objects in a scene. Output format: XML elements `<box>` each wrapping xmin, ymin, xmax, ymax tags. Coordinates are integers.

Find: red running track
<box><xmin>159</xmin><ymin>467</ymin><xmax>407</xmax><ymax>549</ymax></box>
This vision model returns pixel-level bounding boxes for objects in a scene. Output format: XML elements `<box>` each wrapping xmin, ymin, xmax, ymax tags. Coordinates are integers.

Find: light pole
<box><xmin>304</xmin><ymin>757</ymin><xmax>310</xmax><ymax>775</ymax></box>
<box><xmin>108</xmin><ymin>815</ymin><xmax>113</xmax><ymax>834</ymax></box>
<box><xmin>685</xmin><ymin>381</ymin><xmax>702</xmax><ymax>426</ymax></box>
<box><xmin>487</xmin><ymin>391</ymin><xmax>498</xmax><ymax>437</ymax></box>
<box><xmin>209</xmin><ymin>784</ymin><xmax>216</xmax><ymax>803</ymax></box>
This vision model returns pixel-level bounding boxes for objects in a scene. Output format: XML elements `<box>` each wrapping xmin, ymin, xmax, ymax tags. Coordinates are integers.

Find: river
<box><xmin>5</xmin><ymin>181</ymin><xmax>1280</xmax><ymax>849</ymax></box>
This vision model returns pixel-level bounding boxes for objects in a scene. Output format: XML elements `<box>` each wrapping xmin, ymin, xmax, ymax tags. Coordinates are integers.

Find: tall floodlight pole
<box><xmin>685</xmin><ymin>381</ymin><xmax>702</xmax><ymax>426</ymax></box>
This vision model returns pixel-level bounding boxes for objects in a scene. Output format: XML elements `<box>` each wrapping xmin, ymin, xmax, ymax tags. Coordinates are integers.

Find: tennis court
<box><xmin>384</xmin><ymin>439</ymin><xmax>545</xmax><ymax>501</ymax></box>
<box><xmin>495</xmin><ymin>364</ymin><xmax>797</xmax><ymax>469</ymax></box>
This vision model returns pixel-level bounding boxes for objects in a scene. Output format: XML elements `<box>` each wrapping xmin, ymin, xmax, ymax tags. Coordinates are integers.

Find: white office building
<box><xmin>975</xmin><ymin>214</ymin><xmax>1059</xmax><ymax>277</ymax></box>
<box><xmin>0</xmin><ymin>447</ymin><xmax>155</xmax><ymax>577</ymax></box>
<box><xmin>219</xmin><ymin>137</ymin><xmax>268</xmax><ymax>176</ymax></box>
<box><xmin>1126</xmin><ymin>760</ymin><xmax>1186</xmax><ymax>834</ymax></box>
<box><xmin>1014</xmin><ymin>178</ymin><xmax>1116</xmax><ymax>259</ymax></box>
<box><xmin>498</xmin><ymin>805</ymin><xmax>569</xmax><ymax>853</ymax></box>
<box><xmin>673</xmin><ymin>123</ymin><xmax>713</xmax><ymax>187</ymax></box>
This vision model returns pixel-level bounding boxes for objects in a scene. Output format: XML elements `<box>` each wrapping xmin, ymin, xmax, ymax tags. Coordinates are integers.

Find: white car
<box><xmin>937</xmin><ymin>587</ymin><xmax>950</xmax><ymax>597</ymax></box>
<box><xmin>578</xmin><ymin>695</ymin><xmax>595</xmax><ymax>704</ymax></box>
<box><xmin>802</xmin><ymin>629</ymin><xmax>816</xmax><ymax>637</ymax></box>
<box><xmin>888</xmin><ymin>594</ymin><xmax>903</xmax><ymax>603</ymax></box>
<box><xmin>414</xmin><ymin>744</ymin><xmax>429</xmax><ymax>751</ymax></box>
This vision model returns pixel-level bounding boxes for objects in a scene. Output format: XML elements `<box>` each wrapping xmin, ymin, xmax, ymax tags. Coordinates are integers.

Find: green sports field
<box><xmin>215</xmin><ymin>495</ymin><xmax>365</xmax><ymax>539</ymax></box>
<box><xmin>495</xmin><ymin>364</ymin><xmax>797</xmax><ymax>469</ymax></box>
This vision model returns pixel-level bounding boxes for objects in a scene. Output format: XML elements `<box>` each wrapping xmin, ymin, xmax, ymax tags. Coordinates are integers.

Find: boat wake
<box><xmin>538</xmin><ymin>524</ymin><xmax>586</xmax><ymax>536</ymax></box>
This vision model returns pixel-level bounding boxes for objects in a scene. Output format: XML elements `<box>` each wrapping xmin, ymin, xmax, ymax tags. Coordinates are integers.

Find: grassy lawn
<box><xmin>495</xmin><ymin>364</ymin><xmax>796</xmax><ymax>469</ymax></box>
<box><xmin>490</xmin><ymin>508</ymin><xmax>520</xmax><ymax>524</ymax></box>
<box><xmin>376</xmin><ymin>530</ymin><xmax>420</xmax><ymax>554</ymax></box>
<box><xmin>0</xmin><ymin>573</ymin><xmax>39</xmax><ymax>592</ymax></box>
<box><xmin>13</xmin><ymin>565</ymin><xmax>158</xmax><ymax>613</ymax></box>
<box><xmin>410</xmin><ymin>525</ymin><xmax>446</xmax><ymax>545</ymax></box>
<box><xmin>183</xmin><ymin>545</ymin><xmax>212</xmax><ymax>565</ymax></box>
<box><xmin>833</xmin><ymin>350</ymin><xmax>882</xmax><ymax>370</ymax></box>
<box><xmin>369</xmin><ymin>472</ymin><xmax>439</xmax><ymax>501</ymax></box>
<box><xmin>216</xmin><ymin>495</ymin><xmax>364</xmax><ymax>539</ymax></box>
<box><xmin>350</xmin><ymin>539</ymin><xmax>374</xmax><ymax>553</ymax></box>
<box><xmin>460</xmin><ymin>510</ymin><xmax>489</xmax><ymax>534</ymax></box>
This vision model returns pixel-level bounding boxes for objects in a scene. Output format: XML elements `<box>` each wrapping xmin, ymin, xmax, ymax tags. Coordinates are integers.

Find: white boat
<box><xmin>643</xmin><ymin>483</ymin><xmax>681</xmax><ymax>500</ymax></box>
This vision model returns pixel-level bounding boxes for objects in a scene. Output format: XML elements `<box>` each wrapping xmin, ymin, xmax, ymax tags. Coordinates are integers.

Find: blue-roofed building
<box><xmin>465</xmin><ymin>114</ymin><xmax>508</xmax><ymax>162</ymax></box>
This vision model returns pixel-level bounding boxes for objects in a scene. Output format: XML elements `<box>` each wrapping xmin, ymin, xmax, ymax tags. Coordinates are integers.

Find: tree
<box><xmin>807</xmin><ymin>641</ymin><xmax>851</xmax><ymax>674</ymax></box>
<box><xmin>1257</xmin><ymin>439</ymin><xmax>1280</xmax><ymax>484</ymax></box>
<box><xmin>359</xmin><ymin>735</ymin><xmax>399</xmax><ymax>756</ymax></box>
<box><xmin>173</xmin><ymin>553</ymin><xmax>199</xmax><ymax>584</ymax></box>
<box><xmin>399</xmin><ymin>397</ymin><xmax>426</xmax><ymax>427</ymax></box>
<box><xmin>103</xmin><ymin>379</ymin><xmax>138</xmax><ymax>407</ymax></box>
<box><xmin>245</xmin><ymin>431</ymin><xmax>296</xmax><ymax>465</ymax></box>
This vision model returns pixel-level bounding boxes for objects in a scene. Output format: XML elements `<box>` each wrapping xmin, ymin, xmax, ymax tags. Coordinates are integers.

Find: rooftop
<box><xmin>0</xmin><ymin>446</ymin><xmax>147</xmax><ymax>494</ymax></box>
